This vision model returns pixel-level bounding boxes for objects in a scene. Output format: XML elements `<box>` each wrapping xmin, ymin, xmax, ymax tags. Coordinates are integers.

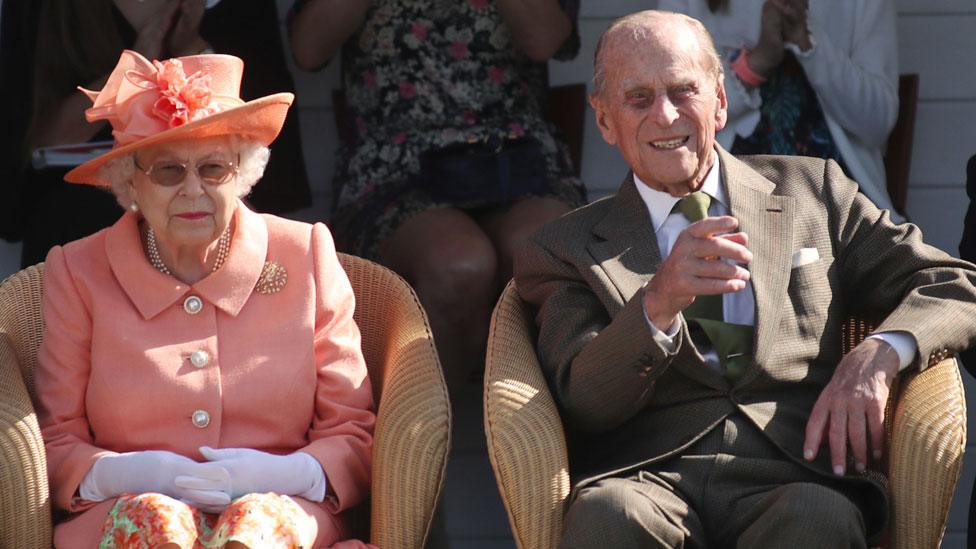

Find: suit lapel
<box><xmin>719</xmin><ymin>149</ymin><xmax>795</xmax><ymax>378</ymax></box>
<box><xmin>587</xmin><ymin>175</ymin><xmax>661</xmax><ymax>305</ymax></box>
<box><xmin>589</xmin><ymin>174</ymin><xmax>728</xmax><ymax>391</ymax></box>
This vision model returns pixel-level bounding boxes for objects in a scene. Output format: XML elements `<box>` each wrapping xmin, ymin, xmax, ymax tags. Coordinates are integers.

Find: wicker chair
<box><xmin>485</xmin><ymin>281</ymin><xmax>967</xmax><ymax>549</ymax></box>
<box><xmin>0</xmin><ymin>253</ymin><xmax>451</xmax><ymax>549</ymax></box>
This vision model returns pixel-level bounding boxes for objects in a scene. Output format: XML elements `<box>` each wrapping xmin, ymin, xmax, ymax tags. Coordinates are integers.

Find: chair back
<box><xmin>484</xmin><ymin>281</ymin><xmax>570</xmax><ymax>549</ymax></box>
<box><xmin>884</xmin><ymin>74</ymin><xmax>919</xmax><ymax>217</ymax></box>
<box><xmin>0</xmin><ymin>264</ymin><xmax>45</xmax><ymax>398</ymax></box>
<box><xmin>337</xmin><ymin>253</ymin><xmax>451</xmax><ymax>547</ymax></box>
<box><xmin>0</xmin><ymin>264</ymin><xmax>51</xmax><ymax>549</ymax></box>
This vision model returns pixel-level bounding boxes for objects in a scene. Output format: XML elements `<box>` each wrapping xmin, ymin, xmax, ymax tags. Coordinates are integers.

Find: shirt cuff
<box><xmin>867</xmin><ymin>331</ymin><xmax>917</xmax><ymax>371</ymax></box>
<box><xmin>641</xmin><ymin>299</ymin><xmax>680</xmax><ymax>353</ymax></box>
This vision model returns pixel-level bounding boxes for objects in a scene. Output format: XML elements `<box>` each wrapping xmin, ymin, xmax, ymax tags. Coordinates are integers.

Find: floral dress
<box><xmin>305</xmin><ymin>0</ymin><xmax>587</xmax><ymax>257</ymax></box>
<box><xmin>99</xmin><ymin>493</ymin><xmax>316</xmax><ymax>549</ymax></box>
<box><xmin>98</xmin><ymin>492</ymin><xmax>378</xmax><ymax>548</ymax></box>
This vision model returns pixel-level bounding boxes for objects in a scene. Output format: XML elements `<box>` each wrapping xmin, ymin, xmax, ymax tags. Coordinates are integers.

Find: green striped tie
<box><xmin>674</xmin><ymin>192</ymin><xmax>753</xmax><ymax>380</ymax></box>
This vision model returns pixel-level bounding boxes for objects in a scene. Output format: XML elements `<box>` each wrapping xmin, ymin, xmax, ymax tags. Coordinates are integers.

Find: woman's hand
<box><xmin>193</xmin><ymin>446</ymin><xmax>327</xmax><ymax>501</ymax></box>
<box><xmin>748</xmin><ymin>1</ymin><xmax>785</xmax><ymax>78</ymax></box>
<box><xmin>131</xmin><ymin>1</ymin><xmax>181</xmax><ymax>60</ymax></box>
<box><xmin>289</xmin><ymin>0</ymin><xmax>373</xmax><ymax>70</ymax></box>
<box><xmin>495</xmin><ymin>0</ymin><xmax>572</xmax><ymax>61</ymax></box>
<box><xmin>772</xmin><ymin>0</ymin><xmax>812</xmax><ymax>51</ymax></box>
<box><xmin>168</xmin><ymin>0</ymin><xmax>211</xmax><ymax>57</ymax></box>
<box><xmin>80</xmin><ymin>450</ymin><xmax>230</xmax><ymax>509</ymax></box>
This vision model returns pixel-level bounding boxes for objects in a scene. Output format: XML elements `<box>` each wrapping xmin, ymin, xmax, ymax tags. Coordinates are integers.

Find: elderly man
<box><xmin>513</xmin><ymin>10</ymin><xmax>976</xmax><ymax>548</ymax></box>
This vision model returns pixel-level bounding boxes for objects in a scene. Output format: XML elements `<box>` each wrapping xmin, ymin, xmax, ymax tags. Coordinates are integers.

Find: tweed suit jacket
<box><xmin>514</xmin><ymin>148</ymin><xmax>976</xmax><ymax>503</ymax></box>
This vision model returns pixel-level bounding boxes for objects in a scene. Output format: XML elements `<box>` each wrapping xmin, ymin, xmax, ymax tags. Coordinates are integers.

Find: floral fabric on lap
<box><xmin>99</xmin><ymin>492</ymin><xmax>316</xmax><ymax>548</ymax></box>
<box><xmin>314</xmin><ymin>0</ymin><xmax>586</xmax><ymax>257</ymax></box>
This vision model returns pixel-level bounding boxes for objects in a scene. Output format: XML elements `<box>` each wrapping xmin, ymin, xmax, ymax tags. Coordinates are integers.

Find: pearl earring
<box><xmin>129</xmin><ymin>203</ymin><xmax>139</xmax><ymax>213</ymax></box>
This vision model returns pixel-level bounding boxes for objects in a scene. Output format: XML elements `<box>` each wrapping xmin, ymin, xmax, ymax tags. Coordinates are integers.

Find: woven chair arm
<box><xmin>370</xmin><ymin>315</ymin><xmax>450</xmax><ymax>549</ymax></box>
<box><xmin>338</xmin><ymin>254</ymin><xmax>451</xmax><ymax>549</ymax></box>
<box><xmin>886</xmin><ymin>357</ymin><xmax>966</xmax><ymax>549</ymax></box>
<box><xmin>485</xmin><ymin>282</ymin><xmax>570</xmax><ymax>549</ymax></box>
<box><xmin>0</xmin><ymin>333</ymin><xmax>52</xmax><ymax>549</ymax></box>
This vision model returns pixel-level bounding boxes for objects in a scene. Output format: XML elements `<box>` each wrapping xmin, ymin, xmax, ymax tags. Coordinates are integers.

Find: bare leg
<box><xmin>479</xmin><ymin>197</ymin><xmax>573</xmax><ymax>283</ymax></box>
<box><xmin>379</xmin><ymin>207</ymin><xmax>499</xmax><ymax>399</ymax></box>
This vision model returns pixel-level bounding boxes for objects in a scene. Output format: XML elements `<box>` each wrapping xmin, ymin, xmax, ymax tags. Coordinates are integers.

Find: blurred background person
<box><xmin>7</xmin><ymin>0</ymin><xmax>311</xmax><ymax>268</ymax></box>
<box><xmin>659</xmin><ymin>0</ymin><xmax>902</xmax><ymax>220</ymax></box>
<box><xmin>290</xmin><ymin>0</ymin><xmax>587</xmax><ymax>399</ymax></box>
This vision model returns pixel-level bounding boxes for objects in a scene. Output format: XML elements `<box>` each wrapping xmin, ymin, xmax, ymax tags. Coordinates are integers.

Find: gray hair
<box><xmin>592</xmin><ymin>10</ymin><xmax>723</xmax><ymax>98</ymax></box>
<box><xmin>99</xmin><ymin>136</ymin><xmax>271</xmax><ymax>210</ymax></box>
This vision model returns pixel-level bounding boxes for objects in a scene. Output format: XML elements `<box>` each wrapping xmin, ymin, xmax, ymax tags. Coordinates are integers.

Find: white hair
<box><xmin>99</xmin><ymin>136</ymin><xmax>271</xmax><ymax>210</ymax></box>
<box><xmin>592</xmin><ymin>10</ymin><xmax>723</xmax><ymax>98</ymax></box>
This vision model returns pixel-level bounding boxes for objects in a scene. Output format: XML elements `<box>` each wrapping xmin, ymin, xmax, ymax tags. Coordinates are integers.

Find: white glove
<box><xmin>188</xmin><ymin>446</ymin><xmax>327</xmax><ymax>502</ymax></box>
<box><xmin>80</xmin><ymin>450</ymin><xmax>231</xmax><ymax>511</ymax></box>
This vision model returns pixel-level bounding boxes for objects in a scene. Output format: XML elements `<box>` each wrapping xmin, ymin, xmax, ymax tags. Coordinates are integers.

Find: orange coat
<box><xmin>35</xmin><ymin>203</ymin><xmax>375</xmax><ymax>547</ymax></box>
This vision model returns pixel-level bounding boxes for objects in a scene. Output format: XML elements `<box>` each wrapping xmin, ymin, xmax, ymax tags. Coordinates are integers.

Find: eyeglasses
<box><xmin>134</xmin><ymin>154</ymin><xmax>239</xmax><ymax>187</ymax></box>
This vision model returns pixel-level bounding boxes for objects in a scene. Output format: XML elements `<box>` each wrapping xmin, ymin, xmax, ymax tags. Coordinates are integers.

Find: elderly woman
<box><xmin>34</xmin><ymin>50</ymin><xmax>375</xmax><ymax>548</ymax></box>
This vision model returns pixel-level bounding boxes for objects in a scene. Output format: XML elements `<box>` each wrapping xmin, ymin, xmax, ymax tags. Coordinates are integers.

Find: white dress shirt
<box><xmin>633</xmin><ymin>158</ymin><xmax>915</xmax><ymax>370</ymax></box>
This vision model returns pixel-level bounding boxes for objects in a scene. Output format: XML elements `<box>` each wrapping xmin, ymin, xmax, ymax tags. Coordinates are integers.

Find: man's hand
<box><xmin>803</xmin><ymin>338</ymin><xmax>900</xmax><ymax>475</ymax></box>
<box><xmin>643</xmin><ymin>216</ymin><xmax>752</xmax><ymax>330</ymax></box>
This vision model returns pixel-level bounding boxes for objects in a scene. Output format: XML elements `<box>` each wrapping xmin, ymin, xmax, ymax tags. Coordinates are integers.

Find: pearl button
<box><xmin>183</xmin><ymin>296</ymin><xmax>203</xmax><ymax>315</ymax></box>
<box><xmin>189</xmin><ymin>350</ymin><xmax>209</xmax><ymax>368</ymax></box>
<box><xmin>191</xmin><ymin>410</ymin><xmax>210</xmax><ymax>428</ymax></box>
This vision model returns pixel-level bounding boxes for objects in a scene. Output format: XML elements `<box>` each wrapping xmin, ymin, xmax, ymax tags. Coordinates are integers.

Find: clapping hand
<box><xmin>131</xmin><ymin>1</ymin><xmax>182</xmax><ymax>60</ymax></box>
<box><xmin>771</xmin><ymin>0</ymin><xmax>812</xmax><ymax>50</ymax></box>
<box><xmin>747</xmin><ymin>1</ymin><xmax>786</xmax><ymax>78</ymax></box>
<box><xmin>168</xmin><ymin>0</ymin><xmax>210</xmax><ymax>57</ymax></box>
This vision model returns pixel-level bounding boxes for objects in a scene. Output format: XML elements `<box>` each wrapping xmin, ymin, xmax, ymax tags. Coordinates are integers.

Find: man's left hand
<box><xmin>803</xmin><ymin>338</ymin><xmax>900</xmax><ymax>475</ymax></box>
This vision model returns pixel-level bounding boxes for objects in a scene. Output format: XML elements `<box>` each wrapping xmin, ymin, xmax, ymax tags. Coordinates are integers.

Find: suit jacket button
<box><xmin>190</xmin><ymin>350</ymin><xmax>210</xmax><ymax>368</ymax></box>
<box><xmin>191</xmin><ymin>410</ymin><xmax>211</xmax><ymax>428</ymax></box>
<box><xmin>184</xmin><ymin>296</ymin><xmax>203</xmax><ymax>315</ymax></box>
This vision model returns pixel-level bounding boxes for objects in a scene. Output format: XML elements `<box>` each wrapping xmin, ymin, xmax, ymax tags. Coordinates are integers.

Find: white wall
<box><xmin>896</xmin><ymin>2</ymin><xmax>976</xmax><ymax>546</ymax></box>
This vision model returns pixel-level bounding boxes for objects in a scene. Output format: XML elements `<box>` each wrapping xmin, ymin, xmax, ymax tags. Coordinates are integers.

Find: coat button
<box><xmin>191</xmin><ymin>410</ymin><xmax>210</xmax><ymax>428</ymax></box>
<box><xmin>189</xmin><ymin>350</ymin><xmax>210</xmax><ymax>368</ymax></box>
<box><xmin>184</xmin><ymin>296</ymin><xmax>203</xmax><ymax>315</ymax></box>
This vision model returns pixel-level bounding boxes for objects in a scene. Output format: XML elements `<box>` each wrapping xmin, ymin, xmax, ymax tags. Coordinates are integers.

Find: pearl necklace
<box><xmin>146</xmin><ymin>226</ymin><xmax>231</xmax><ymax>276</ymax></box>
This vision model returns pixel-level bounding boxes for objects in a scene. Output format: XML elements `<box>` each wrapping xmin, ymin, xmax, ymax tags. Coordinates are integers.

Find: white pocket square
<box><xmin>791</xmin><ymin>247</ymin><xmax>820</xmax><ymax>268</ymax></box>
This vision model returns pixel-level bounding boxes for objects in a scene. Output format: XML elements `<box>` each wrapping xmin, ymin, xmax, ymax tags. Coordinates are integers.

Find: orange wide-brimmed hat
<box><xmin>65</xmin><ymin>50</ymin><xmax>294</xmax><ymax>186</ymax></box>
